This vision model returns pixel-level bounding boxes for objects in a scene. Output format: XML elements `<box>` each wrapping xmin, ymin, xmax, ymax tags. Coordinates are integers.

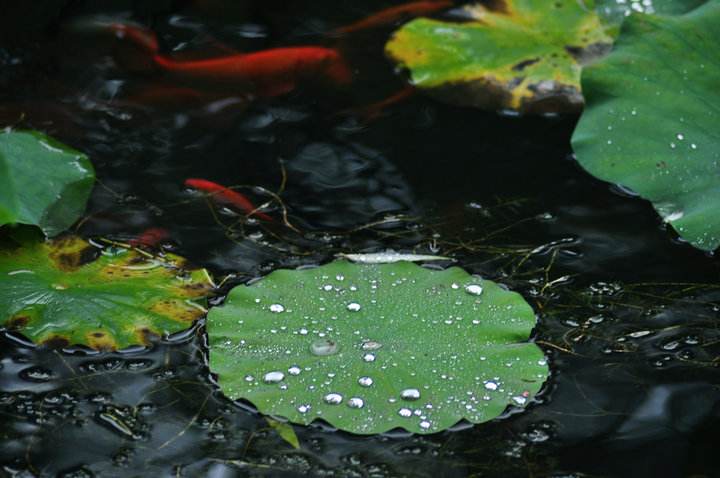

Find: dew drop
<box><xmin>324</xmin><ymin>393</ymin><xmax>343</xmax><ymax>405</ymax></box>
<box><xmin>347</xmin><ymin>302</ymin><xmax>361</xmax><ymax>312</ymax></box>
<box><xmin>362</xmin><ymin>353</ymin><xmax>376</xmax><ymax>362</ymax></box>
<box><xmin>484</xmin><ymin>381</ymin><xmax>498</xmax><ymax>391</ymax></box>
<box><xmin>400</xmin><ymin>388</ymin><xmax>421</xmax><ymax>401</ymax></box>
<box><xmin>347</xmin><ymin>397</ymin><xmax>364</xmax><ymax>409</ymax></box>
<box><xmin>358</xmin><ymin>376</ymin><xmax>374</xmax><ymax>387</ymax></box>
<box><xmin>263</xmin><ymin>371</ymin><xmax>284</xmax><ymax>383</ymax></box>
<box><xmin>269</xmin><ymin>304</ymin><xmax>285</xmax><ymax>313</ymax></box>
<box><xmin>398</xmin><ymin>408</ymin><xmax>412</xmax><ymax>417</ymax></box>
<box><xmin>297</xmin><ymin>404</ymin><xmax>311</xmax><ymax>414</ymax></box>
<box><xmin>288</xmin><ymin>366</ymin><xmax>301</xmax><ymax>376</ymax></box>
<box><xmin>244</xmin><ymin>375</ymin><xmax>254</xmax><ymax>382</ymax></box>
<box><xmin>311</xmin><ymin>339</ymin><xmax>339</xmax><ymax>356</ymax></box>
<box><xmin>419</xmin><ymin>420</ymin><xmax>431</xmax><ymax>430</ymax></box>
<box><xmin>361</xmin><ymin>341</ymin><xmax>382</xmax><ymax>351</ymax></box>
<box><xmin>465</xmin><ymin>284</ymin><xmax>483</xmax><ymax>296</ymax></box>
<box><xmin>323</xmin><ymin>284</ymin><xmax>333</xmax><ymax>291</ymax></box>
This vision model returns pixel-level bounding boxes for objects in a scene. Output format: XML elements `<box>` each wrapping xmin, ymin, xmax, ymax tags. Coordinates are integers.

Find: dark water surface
<box><xmin>2</xmin><ymin>1</ymin><xmax>720</xmax><ymax>477</ymax></box>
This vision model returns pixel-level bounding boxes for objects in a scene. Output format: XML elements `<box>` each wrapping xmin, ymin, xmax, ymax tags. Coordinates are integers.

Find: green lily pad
<box><xmin>572</xmin><ymin>1</ymin><xmax>720</xmax><ymax>251</ymax></box>
<box><xmin>208</xmin><ymin>261</ymin><xmax>547</xmax><ymax>435</ymax></box>
<box><xmin>0</xmin><ymin>130</ymin><xmax>95</xmax><ymax>237</ymax></box>
<box><xmin>0</xmin><ymin>235</ymin><xmax>214</xmax><ymax>350</ymax></box>
<box><xmin>384</xmin><ymin>0</ymin><xmax>613</xmax><ymax>114</ymax></box>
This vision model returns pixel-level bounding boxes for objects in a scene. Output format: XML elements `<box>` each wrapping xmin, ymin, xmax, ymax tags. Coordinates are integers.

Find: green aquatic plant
<box><xmin>0</xmin><ymin>130</ymin><xmax>94</xmax><ymax>236</ymax></box>
<box><xmin>0</xmin><ymin>234</ymin><xmax>214</xmax><ymax>350</ymax></box>
<box><xmin>385</xmin><ymin>0</ymin><xmax>613</xmax><ymax>114</ymax></box>
<box><xmin>208</xmin><ymin>260</ymin><xmax>547</xmax><ymax>434</ymax></box>
<box><xmin>572</xmin><ymin>0</ymin><xmax>720</xmax><ymax>251</ymax></box>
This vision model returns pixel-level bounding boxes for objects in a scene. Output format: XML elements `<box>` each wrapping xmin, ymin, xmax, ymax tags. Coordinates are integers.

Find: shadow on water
<box><xmin>1</xmin><ymin>1</ymin><xmax>720</xmax><ymax>477</ymax></box>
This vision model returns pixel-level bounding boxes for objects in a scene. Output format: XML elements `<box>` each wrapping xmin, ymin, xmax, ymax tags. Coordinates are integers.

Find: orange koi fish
<box><xmin>185</xmin><ymin>178</ymin><xmax>273</xmax><ymax>221</ymax></box>
<box><xmin>129</xmin><ymin>227</ymin><xmax>170</xmax><ymax>248</ymax></box>
<box><xmin>109</xmin><ymin>23</ymin><xmax>352</xmax><ymax>97</ymax></box>
<box><xmin>330</xmin><ymin>0</ymin><xmax>453</xmax><ymax>35</ymax></box>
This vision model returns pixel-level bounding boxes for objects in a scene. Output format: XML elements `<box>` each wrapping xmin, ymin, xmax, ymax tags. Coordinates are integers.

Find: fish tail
<box><xmin>108</xmin><ymin>22</ymin><xmax>161</xmax><ymax>72</ymax></box>
<box><xmin>324</xmin><ymin>52</ymin><xmax>353</xmax><ymax>85</ymax></box>
<box><xmin>108</xmin><ymin>23</ymin><xmax>159</xmax><ymax>55</ymax></box>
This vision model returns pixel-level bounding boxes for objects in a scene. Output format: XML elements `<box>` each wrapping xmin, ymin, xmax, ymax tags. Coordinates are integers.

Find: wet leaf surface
<box><xmin>385</xmin><ymin>0</ymin><xmax>613</xmax><ymax>114</ymax></box>
<box><xmin>573</xmin><ymin>1</ymin><xmax>720</xmax><ymax>251</ymax></box>
<box><xmin>0</xmin><ymin>130</ymin><xmax>94</xmax><ymax>236</ymax></box>
<box><xmin>0</xmin><ymin>235</ymin><xmax>213</xmax><ymax>350</ymax></box>
<box><xmin>208</xmin><ymin>260</ymin><xmax>547</xmax><ymax>434</ymax></box>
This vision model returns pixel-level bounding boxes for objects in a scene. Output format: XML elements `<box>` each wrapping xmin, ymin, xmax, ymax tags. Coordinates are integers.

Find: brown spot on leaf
<box><xmin>512</xmin><ymin>58</ymin><xmax>540</xmax><ymax>71</ymax></box>
<box><xmin>136</xmin><ymin>327</ymin><xmax>160</xmax><ymax>345</ymax></box>
<box><xmin>48</xmin><ymin>236</ymin><xmax>99</xmax><ymax>271</ymax></box>
<box><xmin>7</xmin><ymin>315</ymin><xmax>30</xmax><ymax>330</ymax></box>
<box><xmin>87</xmin><ymin>331</ymin><xmax>117</xmax><ymax>351</ymax></box>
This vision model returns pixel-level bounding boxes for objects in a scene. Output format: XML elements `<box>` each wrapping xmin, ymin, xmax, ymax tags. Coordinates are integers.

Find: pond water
<box><xmin>2</xmin><ymin>1</ymin><xmax>720</xmax><ymax>477</ymax></box>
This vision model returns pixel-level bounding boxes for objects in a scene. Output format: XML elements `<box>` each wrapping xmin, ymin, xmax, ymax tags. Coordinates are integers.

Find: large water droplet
<box><xmin>269</xmin><ymin>304</ymin><xmax>285</xmax><ymax>313</ymax></box>
<box><xmin>465</xmin><ymin>284</ymin><xmax>483</xmax><ymax>296</ymax></box>
<box><xmin>347</xmin><ymin>302</ymin><xmax>361</xmax><ymax>312</ymax></box>
<box><xmin>347</xmin><ymin>397</ymin><xmax>364</xmax><ymax>409</ymax></box>
<box><xmin>288</xmin><ymin>366</ymin><xmax>301</xmax><ymax>376</ymax></box>
<box><xmin>400</xmin><ymin>388</ymin><xmax>421</xmax><ymax>401</ymax></box>
<box><xmin>419</xmin><ymin>420</ymin><xmax>431</xmax><ymax>430</ymax></box>
<box><xmin>324</xmin><ymin>393</ymin><xmax>343</xmax><ymax>405</ymax></box>
<box><xmin>358</xmin><ymin>376</ymin><xmax>374</xmax><ymax>387</ymax></box>
<box><xmin>263</xmin><ymin>371</ymin><xmax>285</xmax><ymax>383</ymax></box>
<box><xmin>311</xmin><ymin>339</ymin><xmax>339</xmax><ymax>356</ymax></box>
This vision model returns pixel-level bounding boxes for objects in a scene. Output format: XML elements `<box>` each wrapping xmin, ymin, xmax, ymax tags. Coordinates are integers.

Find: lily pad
<box><xmin>0</xmin><ymin>235</ymin><xmax>214</xmax><ymax>350</ymax></box>
<box><xmin>384</xmin><ymin>0</ymin><xmax>614</xmax><ymax>114</ymax></box>
<box><xmin>0</xmin><ymin>130</ymin><xmax>95</xmax><ymax>237</ymax></box>
<box><xmin>572</xmin><ymin>1</ymin><xmax>720</xmax><ymax>251</ymax></box>
<box><xmin>208</xmin><ymin>261</ymin><xmax>547</xmax><ymax>435</ymax></box>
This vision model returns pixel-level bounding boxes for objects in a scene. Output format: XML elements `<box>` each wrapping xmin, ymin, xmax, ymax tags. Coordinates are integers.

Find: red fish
<box><xmin>129</xmin><ymin>227</ymin><xmax>170</xmax><ymax>248</ymax></box>
<box><xmin>109</xmin><ymin>23</ymin><xmax>352</xmax><ymax>97</ymax></box>
<box><xmin>330</xmin><ymin>0</ymin><xmax>453</xmax><ymax>35</ymax></box>
<box><xmin>184</xmin><ymin>178</ymin><xmax>273</xmax><ymax>221</ymax></box>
